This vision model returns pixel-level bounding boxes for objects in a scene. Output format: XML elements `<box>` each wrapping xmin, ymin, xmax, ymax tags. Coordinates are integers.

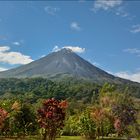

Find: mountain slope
<box><xmin>0</xmin><ymin>48</ymin><xmax>139</xmax><ymax>85</ymax></box>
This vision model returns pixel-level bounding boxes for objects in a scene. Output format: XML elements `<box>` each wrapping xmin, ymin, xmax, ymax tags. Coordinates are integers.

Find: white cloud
<box><xmin>52</xmin><ymin>46</ymin><xmax>61</xmax><ymax>52</ymax></box>
<box><xmin>0</xmin><ymin>46</ymin><xmax>10</xmax><ymax>52</ymax></box>
<box><xmin>87</xmin><ymin>59</ymin><xmax>101</xmax><ymax>67</ymax></box>
<box><xmin>93</xmin><ymin>0</ymin><xmax>122</xmax><ymax>11</ymax></box>
<box><xmin>71</xmin><ymin>22</ymin><xmax>81</xmax><ymax>31</ymax></box>
<box><xmin>115</xmin><ymin>6</ymin><xmax>129</xmax><ymax>18</ymax></box>
<box><xmin>92</xmin><ymin>62</ymin><xmax>100</xmax><ymax>67</ymax></box>
<box><xmin>92</xmin><ymin>0</ymin><xmax>135</xmax><ymax>20</ymax></box>
<box><xmin>106</xmin><ymin>70</ymin><xmax>140</xmax><ymax>83</ymax></box>
<box><xmin>44</xmin><ymin>6</ymin><xmax>60</xmax><ymax>15</ymax></box>
<box><xmin>124</xmin><ymin>48</ymin><xmax>140</xmax><ymax>57</ymax></box>
<box><xmin>12</xmin><ymin>42</ymin><xmax>20</xmax><ymax>46</ymax></box>
<box><xmin>115</xmin><ymin>71</ymin><xmax>140</xmax><ymax>83</ymax></box>
<box><xmin>106</xmin><ymin>70</ymin><xmax>114</xmax><ymax>75</ymax></box>
<box><xmin>0</xmin><ymin>46</ymin><xmax>33</xmax><ymax>65</ymax></box>
<box><xmin>63</xmin><ymin>46</ymin><xmax>85</xmax><ymax>53</ymax></box>
<box><xmin>130</xmin><ymin>24</ymin><xmax>140</xmax><ymax>33</ymax></box>
<box><xmin>40</xmin><ymin>55</ymin><xmax>46</xmax><ymax>58</ymax></box>
<box><xmin>0</xmin><ymin>67</ymin><xmax>8</xmax><ymax>72</ymax></box>
<box><xmin>52</xmin><ymin>46</ymin><xmax>85</xmax><ymax>53</ymax></box>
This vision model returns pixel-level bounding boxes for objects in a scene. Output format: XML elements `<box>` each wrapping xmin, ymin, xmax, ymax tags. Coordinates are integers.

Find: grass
<box><xmin>0</xmin><ymin>136</ymin><xmax>82</xmax><ymax>140</ymax></box>
<box><xmin>57</xmin><ymin>136</ymin><xmax>126</xmax><ymax>140</ymax></box>
<box><xmin>0</xmin><ymin>136</ymin><xmax>127</xmax><ymax>140</ymax></box>
<box><xmin>56</xmin><ymin>136</ymin><xmax>82</xmax><ymax>140</ymax></box>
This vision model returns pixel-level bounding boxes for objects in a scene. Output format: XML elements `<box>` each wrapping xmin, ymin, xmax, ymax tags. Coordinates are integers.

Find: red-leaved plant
<box><xmin>37</xmin><ymin>98</ymin><xmax>67</xmax><ymax>140</ymax></box>
<box><xmin>0</xmin><ymin>108</ymin><xmax>8</xmax><ymax>129</ymax></box>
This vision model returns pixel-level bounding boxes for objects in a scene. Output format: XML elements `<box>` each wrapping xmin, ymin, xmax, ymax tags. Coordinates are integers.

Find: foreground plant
<box><xmin>0</xmin><ymin>108</ymin><xmax>8</xmax><ymax>130</ymax></box>
<box><xmin>37</xmin><ymin>98</ymin><xmax>67</xmax><ymax>140</ymax></box>
<box><xmin>79</xmin><ymin>111</ymin><xmax>96</xmax><ymax>139</ymax></box>
<box><xmin>9</xmin><ymin>103</ymin><xmax>38</xmax><ymax>137</ymax></box>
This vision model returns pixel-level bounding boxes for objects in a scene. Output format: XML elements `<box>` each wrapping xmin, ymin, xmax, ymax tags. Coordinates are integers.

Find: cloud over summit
<box><xmin>52</xmin><ymin>46</ymin><xmax>85</xmax><ymax>53</ymax></box>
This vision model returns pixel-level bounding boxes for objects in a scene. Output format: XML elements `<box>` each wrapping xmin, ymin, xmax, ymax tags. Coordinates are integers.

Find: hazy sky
<box><xmin>0</xmin><ymin>0</ymin><xmax>140</xmax><ymax>82</ymax></box>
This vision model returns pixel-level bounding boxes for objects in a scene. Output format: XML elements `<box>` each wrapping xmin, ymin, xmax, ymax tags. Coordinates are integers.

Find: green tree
<box><xmin>79</xmin><ymin>110</ymin><xmax>96</xmax><ymax>139</ymax></box>
<box><xmin>63</xmin><ymin>115</ymin><xmax>80</xmax><ymax>136</ymax></box>
<box><xmin>9</xmin><ymin>103</ymin><xmax>38</xmax><ymax>137</ymax></box>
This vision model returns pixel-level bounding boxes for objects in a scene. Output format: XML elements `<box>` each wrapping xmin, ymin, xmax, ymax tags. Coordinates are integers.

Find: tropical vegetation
<box><xmin>0</xmin><ymin>78</ymin><xmax>139</xmax><ymax>140</ymax></box>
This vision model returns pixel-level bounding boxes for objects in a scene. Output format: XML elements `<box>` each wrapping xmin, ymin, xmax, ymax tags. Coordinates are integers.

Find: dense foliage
<box><xmin>63</xmin><ymin>83</ymin><xmax>140</xmax><ymax>139</ymax></box>
<box><xmin>0</xmin><ymin>78</ymin><xmax>139</xmax><ymax>100</ymax></box>
<box><xmin>0</xmin><ymin>78</ymin><xmax>101</xmax><ymax>103</ymax></box>
<box><xmin>0</xmin><ymin>78</ymin><xmax>139</xmax><ymax>140</ymax></box>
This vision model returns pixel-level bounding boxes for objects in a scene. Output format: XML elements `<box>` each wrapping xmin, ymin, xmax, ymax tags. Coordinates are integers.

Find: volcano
<box><xmin>0</xmin><ymin>48</ymin><xmax>138</xmax><ymax>85</ymax></box>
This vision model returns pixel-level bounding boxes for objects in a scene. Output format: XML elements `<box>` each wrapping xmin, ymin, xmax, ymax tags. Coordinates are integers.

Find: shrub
<box><xmin>37</xmin><ymin>98</ymin><xmax>67</xmax><ymax>140</ymax></box>
<box><xmin>63</xmin><ymin>115</ymin><xmax>80</xmax><ymax>136</ymax></box>
<box><xmin>79</xmin><ymin>111</ymin><xmax>96</xmax><ymax>139</ymax></box>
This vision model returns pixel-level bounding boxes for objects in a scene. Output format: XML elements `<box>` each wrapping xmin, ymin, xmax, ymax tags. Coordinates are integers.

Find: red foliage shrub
<box><xmin>0</xmin><ymin>108</ymin><xmax>8</xmax><ymax>129</ymax></box>
<box><xmin>37</xmin><ymin>98</ymin><xmax>67</xmax><ymax>140</ymax></box>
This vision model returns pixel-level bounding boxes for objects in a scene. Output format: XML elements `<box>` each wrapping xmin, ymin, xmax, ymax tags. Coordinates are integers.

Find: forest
<box><xmin>0</xmin><ymin>78</ymin><xmax>139</xmax><ymax>140</ymax></box>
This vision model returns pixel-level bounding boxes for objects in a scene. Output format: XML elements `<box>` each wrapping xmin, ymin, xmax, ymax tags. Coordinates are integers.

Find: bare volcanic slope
<box><xmin>0</xmin><ymin>48</ymin><xmax>139</xmax><ymax>85</ymax></box>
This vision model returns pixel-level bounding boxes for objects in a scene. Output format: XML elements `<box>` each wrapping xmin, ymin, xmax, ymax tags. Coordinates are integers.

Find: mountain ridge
<box><xmin>0</xmin><ymin>48</ymin><xmax>139</xmax><ymax>85</ymax></box>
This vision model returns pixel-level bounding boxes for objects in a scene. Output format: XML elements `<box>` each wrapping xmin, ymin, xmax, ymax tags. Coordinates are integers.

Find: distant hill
<box><xmin>0</xmin><ymin>48</ymin><xmax>139</xmax><ymax>86</ymax></box>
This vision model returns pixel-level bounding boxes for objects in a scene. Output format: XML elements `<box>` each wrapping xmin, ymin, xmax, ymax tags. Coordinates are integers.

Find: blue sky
<box><xmin>0</xmin><ymin>0</ymin><xmax>140</xmax><ymax>82</ymax></box>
